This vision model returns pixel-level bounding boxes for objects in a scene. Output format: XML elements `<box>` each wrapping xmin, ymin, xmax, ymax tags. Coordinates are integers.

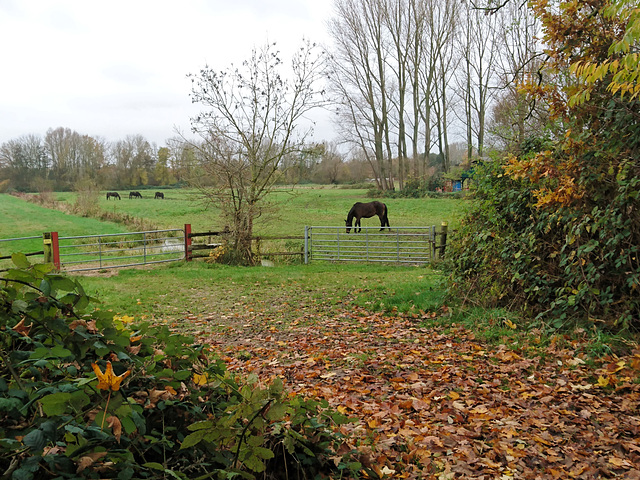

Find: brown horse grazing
<box><xmin>154</xmin><ymin>192</ymin><xmax>164</xmax><ymax>199</ymax></box>
<box><xmin>345</xmin><ymin>201</ymin><xmax>390</xmax><ymax>233</ymax></box>
<box><xmin>106</xmin><ymin>192</ymin><xmax>121</xmax><ymax>200</ymax></box>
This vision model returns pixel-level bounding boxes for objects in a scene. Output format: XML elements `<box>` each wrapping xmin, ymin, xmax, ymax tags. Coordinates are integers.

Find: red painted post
<box><xmin>44</xmin><ymin>232</ymin><xmax>61</xmax><ymax>270</ymax></box>
<box><xmin>184</xmin><ymin>224</ymin><xmax>192</xmax><ymax>261</ymax></box>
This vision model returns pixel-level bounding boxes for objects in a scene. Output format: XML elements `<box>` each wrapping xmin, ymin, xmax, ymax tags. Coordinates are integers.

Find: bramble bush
<box><xmin>0</xmin><ymin>254</ymin><xmax>359</xmax><ymax>479</ymax></box>
<box><xmin>446</xmin><ymin>150</ymin><xmax>640</xmax><ymax>334</ymax></box>
<box><xmin>447</xmin><ymin>1</ymin><xmax>640</xmax><ymax>335</ymax></box>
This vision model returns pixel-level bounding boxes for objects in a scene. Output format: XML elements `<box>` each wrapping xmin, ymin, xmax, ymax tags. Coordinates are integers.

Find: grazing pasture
<box><xmin>2</xmin><ymin>188</ymin><xmax>463</xmax><ymax>267</ymax></box>
<box><xmin>54</xmin><ymin>187</ymin><xmax>464</xmax><ymax>235</ymax></box>
<box><xmin>0</xmin><ymin>194</ymin><xmax>132</xmax><ymax>258</ymax></box>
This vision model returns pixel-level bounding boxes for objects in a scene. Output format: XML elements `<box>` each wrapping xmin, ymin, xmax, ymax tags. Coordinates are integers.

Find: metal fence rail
<box><xmin>0</xmin><ymin>235</ymin><xmax>45</xmax><ymax>271</ymax></box>
<box><xmin>305</xmin><ymin>226</ymin><xmax>436</xmax><ymax>265</ymax></box>
<box><xmin>58</xmin><ymin>228</ymin><xmax>185</xmax><ymax>272</ymax></box>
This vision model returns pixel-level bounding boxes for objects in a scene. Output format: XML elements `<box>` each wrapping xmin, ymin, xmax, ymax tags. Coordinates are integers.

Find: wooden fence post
<box><xmin>43</xmin><ymin>232</ymin><xmax>61</xmax><ymax>270</ymax></box>
<box><xmin>184</xmin><ymin>224</ymin><xmax>192</xmax><ymax>261</ymax></box>
<box><xmin>439</xmin><ymin>221</ymin><xmax>448</xmax><ymax>259</ymax></box>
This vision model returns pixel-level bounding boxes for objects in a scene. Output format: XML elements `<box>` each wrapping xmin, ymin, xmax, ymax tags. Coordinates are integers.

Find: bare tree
<box><xmin>429</xmin><ymin>0</ymin><xmax>459</xmax><ymax>173</ymax></box>
<box><xmin>487</xmin><ymin>1</ymin><xmax>544</xmax><ymax>151</ymax></box>
<box><xmin>456</xmin><ymin>0</ymin><xmax>501</xmax><ymax>160</ymax></box>
<box><xmin>45</xmin><ymin>127</ymin><xmax>82</xmax><ymax>187</ymax></box>
<box><xmin>383</xmin><ymin>0</ymin><xmax>414</xmax><ymax>189</ymax></box>
<box><xmin>0</xmin><ymin>135</ymin><xmax>47</xmax><ymax>191</ymax></box>
<box><xmin>111</xmin><ymin>135</ymin><xmax>154</xmax><ymax>187</ymax></box>
<box><xmin>328</xmin><ymin>0</ymin><xmax>394</xmax><ymax>190</ymax></box>
<box><xmin>188</xmin><ymin>40</ymin><xmax>327</xmax><ymax>264</ymax></box>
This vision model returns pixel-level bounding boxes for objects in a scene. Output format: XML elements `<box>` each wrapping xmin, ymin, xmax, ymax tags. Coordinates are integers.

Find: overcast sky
<box><xmin>0</xmin><ymin>0</ymin><xmax>336</xmax><ymax>147</ymax></box>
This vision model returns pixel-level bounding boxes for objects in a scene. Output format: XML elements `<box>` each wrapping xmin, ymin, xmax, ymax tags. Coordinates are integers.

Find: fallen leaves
<box><xmin>164</xmin><ymin>302</ymin><xmax>640</xmax><ymax>479</ymax></box>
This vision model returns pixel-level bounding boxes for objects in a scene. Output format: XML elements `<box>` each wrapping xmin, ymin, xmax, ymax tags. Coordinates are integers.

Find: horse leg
<box><xmin>356</xmin><ymin>217</ymin><xmax>361</xmax><ymax>233</ymax></box>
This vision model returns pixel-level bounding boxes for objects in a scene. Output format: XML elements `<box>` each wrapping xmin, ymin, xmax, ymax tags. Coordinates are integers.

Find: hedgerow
<box><xmin>0</xmin><ymin>254</ymin><xmax>358</xmax><ymax>479</ymax></box>
<box><xmin>446</xmin><ymin>150</ymin><xmax>640</xmax><ymax>334</ymax></box>
<box><xmin>447</xmin><ymin>1</ymin><xmax>640</xmax><ymax>335</ymax></box>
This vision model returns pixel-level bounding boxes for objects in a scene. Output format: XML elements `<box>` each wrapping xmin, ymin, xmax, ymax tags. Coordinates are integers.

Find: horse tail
<box><xmin>383</xmin><ymin>203</ymin><xmax>390</xmax><ymax>228</ymax></box>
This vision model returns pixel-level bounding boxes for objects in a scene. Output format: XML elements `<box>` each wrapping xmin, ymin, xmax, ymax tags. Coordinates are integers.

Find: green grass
<box><xmin>75</xmin><ymin>261</ymin><xmax>444</xmax><ymax>327</ymax></box>
<box><xmin>0</xmin><ymin>194</ymin><xmax>135</xmax><ymax>260</ymax></box>
<box><xmin>55</xmin><ymin>189</ymin><xmax>213</xmax><ymax>231</ymax></box>
<box><xmin>3</xmin><ymin>187</ymin><xmax>474</xmax><ymax>340</ymax></box>
<box><xmin>53</xmin><ymin>187</ymin><xmax>465</xmax><ymax>235</ymax></box>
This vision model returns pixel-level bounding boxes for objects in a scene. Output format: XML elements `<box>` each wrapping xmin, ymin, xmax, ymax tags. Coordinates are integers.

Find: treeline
<box><xmin>326</xmin><ymin>0</ymin><xmax>542</xmax><ymax>191</ymax></box>
<box><xmin>0</xmin><ymin>127</ymin><xmax>463</xmax><ymax>192</ymax></box>
<box><xmin>0</xmin><ymin>0</ymin><xmax>544</xmax><ymax>194</ymax></box>
<box><xmin>0</xmin><ymin>128</ymin><xmax>356</xmax><ymax>192</ymax></box>
<box><xmin>0</xmin><ymin>129</ymin><xmax>190</xmax><ymax>192</ymax></box>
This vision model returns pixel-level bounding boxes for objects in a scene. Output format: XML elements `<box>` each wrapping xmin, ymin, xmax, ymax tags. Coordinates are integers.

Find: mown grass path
<box><xmin>159</xmin><ymin>294</ymin><xmax>640</xmax><ymax>479</ymax></box>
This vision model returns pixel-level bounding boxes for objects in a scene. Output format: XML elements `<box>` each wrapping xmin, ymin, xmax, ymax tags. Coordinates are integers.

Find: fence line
<box><xmin>0</xmin><ymin>235</ymin><xmax>46</xmax><ymax>271</ymax></box>
<box><xmin>0</xmin><ymin>222</ymin><xmax>449</xmax><ymax>272</ymax></box>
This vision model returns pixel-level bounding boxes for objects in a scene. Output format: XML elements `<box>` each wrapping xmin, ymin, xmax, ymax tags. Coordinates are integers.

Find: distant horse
<box><xmin>154</xmin><ymin>192</ymin><xmax>164</xmax><ymax>199</ymax></box>
<box><xmin>129</xmin><ymin>191</ymin><xmax>142</xmax><ymax>199</ymax></box>
<box><xmin>106</xmin><ymin>192</ymin><xmax>121</xmax><ymax>200</ymax></box>
<box><xmin>345</xmin><ymin>201</ymin><xmax>390</xmax><ymax>233</ymax></box>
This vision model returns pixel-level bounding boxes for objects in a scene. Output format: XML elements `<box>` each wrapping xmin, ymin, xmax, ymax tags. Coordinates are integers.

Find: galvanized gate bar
<box><xmin>304</xmin><ymin>226</ymin><xmax>436</xmax><ymax>265</ymax></box>
<box><xmin>57</xmin><ymin>228</ymin><xmax>185</xmax><ymax>272</ymax></box>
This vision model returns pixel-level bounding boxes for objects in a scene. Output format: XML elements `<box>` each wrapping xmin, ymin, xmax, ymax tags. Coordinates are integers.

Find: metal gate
<box><xmin>57</xmin><ymin>228</ymin><xmax>185</xmax><ymax>272</ymax></box>
<box><xmin>304</xmin><ymin>226</ymin><xmax>436</xmax><ymax>265</ymax></box>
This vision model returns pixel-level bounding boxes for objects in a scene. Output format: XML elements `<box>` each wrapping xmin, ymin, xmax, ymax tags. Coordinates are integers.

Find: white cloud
<box><xmin>0</xmin><ymin>0</ymin><xmax>335</xmax><ymax>146</ymax></box>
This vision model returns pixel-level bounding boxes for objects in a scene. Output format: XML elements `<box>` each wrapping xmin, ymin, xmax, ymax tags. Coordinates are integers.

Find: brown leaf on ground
<box><xmin>160</xmin><ymin>300</ymin><xmax>640</xmax><ymax>479</ymax></box>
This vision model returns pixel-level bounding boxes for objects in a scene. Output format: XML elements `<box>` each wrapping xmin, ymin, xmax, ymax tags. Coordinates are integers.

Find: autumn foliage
<box><xmin>449</xmin><ymin>0</ymin><xmax>640</xmax><ymax>330</ymax></box>
<box><xmin>0</xmin><ymin>256</ymin><xmax>355</xmax><ymax>479</ymax></box>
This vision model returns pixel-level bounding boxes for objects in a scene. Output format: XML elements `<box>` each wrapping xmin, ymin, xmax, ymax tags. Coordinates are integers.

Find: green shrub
<box><xmin>0</xmin><ymin>254</ymin><xmax>357</xmax><ymax>479</ymax></box>
<box><xmin>446</xmin><ymin>156</ymin><xmax>640</xmax><ymax>334</ymax></box>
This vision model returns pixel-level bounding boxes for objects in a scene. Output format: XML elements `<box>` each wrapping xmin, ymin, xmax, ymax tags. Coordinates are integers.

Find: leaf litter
<box><xmin>161</xmin><ymin>294</ymin><xmax>640</xmax><ymax>479</ymax></box>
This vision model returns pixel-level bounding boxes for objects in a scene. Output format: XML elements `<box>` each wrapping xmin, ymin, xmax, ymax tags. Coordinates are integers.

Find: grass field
<box><xmin>0</xmin><ymin>194</ymin><xmax>136</xmax><ymax>264</ymax></box>
<box><xmin>2</xmin><ymin>187</ymin><xmax>464</xmax><ymax>322</ymax></box>
<box><xmin>53</xmin><ymin>187</ymin><xmax>465</xmax><ymax>235</ymax></box>
<box><xmin>0</xmin><ymin>187</ymin><xmax>467</xmax><ymax>334</ymax></box>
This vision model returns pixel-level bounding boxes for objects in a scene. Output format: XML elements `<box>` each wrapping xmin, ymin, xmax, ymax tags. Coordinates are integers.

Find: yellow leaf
<box><xmin>193</xmin><ymin>373</ymin><xmax>210</xmax><ymax>386</ymax></box>
<box><xmin>114</xmin><ymin>315</ymin><xmax>135</xmax><ymax>324</ymax></box>
<box><xmin>91</xmin><ymin>361</ymin><xmax>131</xmax><ymax>391</ymax></box>
<box><xmin>597</xmin><ymin>376</ymin><xmax>610</xmax><ymax>388</ymax></box>
<box><xmin>337</xmin><ymin>405</ymin><xmax>348</xmax><ymax>414</ymax></box>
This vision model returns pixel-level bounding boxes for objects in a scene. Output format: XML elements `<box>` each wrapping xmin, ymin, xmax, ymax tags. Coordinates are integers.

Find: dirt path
<box><xmin>167</xmin><ymin>299</ymin><xmax>640</xmax><ymax>479</ymax></box>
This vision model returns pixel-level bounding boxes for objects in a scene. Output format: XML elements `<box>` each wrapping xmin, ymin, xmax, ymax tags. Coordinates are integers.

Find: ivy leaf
<box><xmin>22</xmin><ymin>429</ymin><xmax>46</xmax><ymax>451</ymax></box>
<box><xmin>39</xmin><ymin>392</ymin><xmax>72</xmax><ymax>416</ymax></box>
<box><xmin>12</xmin><ymin>252</ymin><xmax>31</xmax><ymax>269</ymax></box>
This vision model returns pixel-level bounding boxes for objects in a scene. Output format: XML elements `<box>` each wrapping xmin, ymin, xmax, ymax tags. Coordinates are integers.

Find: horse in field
<box><xmin>106</xmin><ymin>192</ymin><xmax>121</xmax><ymax>200</ymax></box>
<box><xmin>154</xmin><ymin>192</ymin><xmax>164</xmax><ymax>199</ymax></box>
<box><xmin>345</xmin><ymin>201</ymin><xmax>390</xmax><ymax>233</ymax></box>
<box><xmin>129</xmin><ymin>191</ymin><xmax>142</xmax><ymax>199</ymax></box>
